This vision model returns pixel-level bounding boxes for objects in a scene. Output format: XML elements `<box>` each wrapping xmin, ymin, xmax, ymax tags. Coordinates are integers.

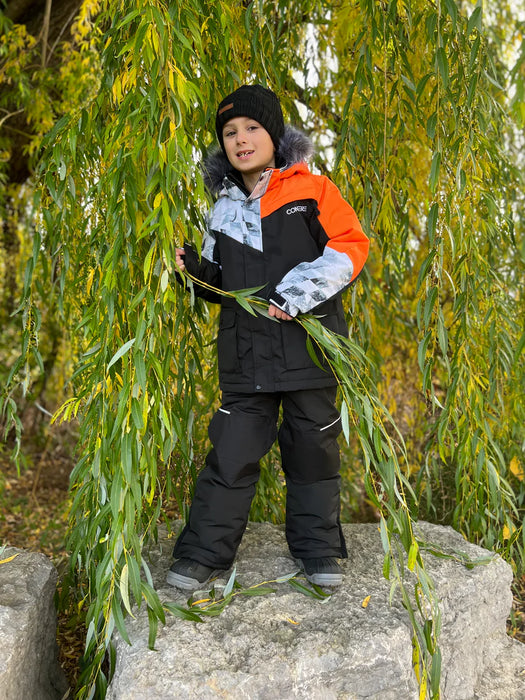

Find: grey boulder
<box><xmin>0</xmin><ymin>547</ymin><xmax>67</xmax><ymax>700</ymax></box>
<box><xmin>107</xmin><ymin>522</ymin><xmax>525</xmax><ymax>699</ymax></box>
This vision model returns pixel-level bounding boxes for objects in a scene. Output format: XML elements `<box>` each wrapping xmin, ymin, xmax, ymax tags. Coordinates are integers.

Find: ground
<box><xmin>0</xmin><ymin>422</ymin><xmax>524</xmax><ymax>692</ymax></box>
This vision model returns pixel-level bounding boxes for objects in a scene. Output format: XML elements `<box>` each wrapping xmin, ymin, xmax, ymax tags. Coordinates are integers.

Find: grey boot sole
<box><xmin>166</xmin><ymin>568</ymin><xmax>223</xmax><ymax>591</ymax></box>
<box><xmin>294</xmin><ymin>559</ymin><xmax>343</xmax><ymax>587</ymax></box>
<box><xmin>304</xmin><ymin>571</ymin><xmax>343</xmax><ymax>586</ymax></box>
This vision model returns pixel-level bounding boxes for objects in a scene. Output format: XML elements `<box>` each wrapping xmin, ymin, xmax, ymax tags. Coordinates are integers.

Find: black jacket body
<box><xmin>182</xmin><ymin>128</ymin><xmax>369</xmax><ymax>394</ymax></box>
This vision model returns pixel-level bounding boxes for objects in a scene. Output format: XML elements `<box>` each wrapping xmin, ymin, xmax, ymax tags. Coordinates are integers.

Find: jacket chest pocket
<box><xmin>280</xmin><ymin>313</ymin><xmax>343</xmax><ymax>371</ymax></box>
<box><xmin>217</xmin><ymin>309</ymin><xmax>241</xmax><ymax>374</ymax></box>
<box><xmin>280</xmin><ymin>322</ymin><xmax>323</xmax><ymax>371</ymax></box>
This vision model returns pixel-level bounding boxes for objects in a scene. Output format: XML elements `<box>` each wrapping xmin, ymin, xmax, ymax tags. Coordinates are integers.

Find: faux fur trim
<box><xmin>278</xmin><ymin>127</ymin><xmax>314</xmax><ymax>166</ymax></box>
<box><xmin>202</xmin><ymin>126</ymin><xmax>314</xmax><ymax>194</ymax></box>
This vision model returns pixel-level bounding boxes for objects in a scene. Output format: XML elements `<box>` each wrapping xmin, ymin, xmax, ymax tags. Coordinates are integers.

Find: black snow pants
<box><xmin>172</xmin><ymin>387</ymin><xmax>348</xmax><ymax>568</ymax></box>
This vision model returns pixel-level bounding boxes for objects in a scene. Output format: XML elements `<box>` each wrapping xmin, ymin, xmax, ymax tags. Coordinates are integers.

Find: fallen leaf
<box><xmin>0</xmin><ymin>552</ymin><xmax>21</xmax><ymax>565</ymax></box>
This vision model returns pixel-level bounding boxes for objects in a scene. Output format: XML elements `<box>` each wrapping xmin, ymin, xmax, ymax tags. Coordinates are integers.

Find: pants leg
<box><xmin>279</xmin><ymin>387</ymin><xmax>347</xmax><ymax>559</ymax></box>
<box><xmin>173</xmin><ymin>392</ymin><xmax>280</xmax><ymax>568</ymax></box>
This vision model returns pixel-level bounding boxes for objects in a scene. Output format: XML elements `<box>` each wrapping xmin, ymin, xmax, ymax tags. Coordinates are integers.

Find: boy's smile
<box><xmin>236</xmin><ymin>149</ymin><xmax>255</xmax><ymax>160</ymax></box>
<box><xmin>222</xmin><ymin>116</ymin><xmax>276</xmax><ymax>190</ymax></box>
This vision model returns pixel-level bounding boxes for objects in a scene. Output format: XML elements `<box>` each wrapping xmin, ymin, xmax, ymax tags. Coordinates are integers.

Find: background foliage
<box><xmin>1</xmin><ymin>0</ymin><xmax>524</xmax><ymax>697</ymax></box>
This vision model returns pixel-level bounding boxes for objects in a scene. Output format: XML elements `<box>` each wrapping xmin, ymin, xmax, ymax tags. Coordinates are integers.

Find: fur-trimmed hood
<box><xmin>202</xmin><ymin>126</ymin><xmax>314</xmax><ymax>195</ymax></box>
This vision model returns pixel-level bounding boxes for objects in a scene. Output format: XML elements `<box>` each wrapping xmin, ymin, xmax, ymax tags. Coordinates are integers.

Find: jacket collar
<box><xmin>202</xmin><ymin>126</ymin><xmax>314</xmax><ymax>196</ymax></box>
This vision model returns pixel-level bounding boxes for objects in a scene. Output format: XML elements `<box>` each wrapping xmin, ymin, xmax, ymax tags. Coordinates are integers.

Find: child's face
<box><xmin>222</xmin><ymin>116</ymin><xmax>276</xmax><ymax>177</ymax></box>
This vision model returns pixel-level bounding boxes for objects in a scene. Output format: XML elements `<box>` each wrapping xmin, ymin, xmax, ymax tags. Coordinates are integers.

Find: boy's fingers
<box><xmin>175</xmin><ymin>248</ymin><xmax>186</xmax><ymax>271</ymax></box>
<box><xmin>269</xmin><ymin>304</ymin><xmax>292</xmax><ymax>321</ymax></box>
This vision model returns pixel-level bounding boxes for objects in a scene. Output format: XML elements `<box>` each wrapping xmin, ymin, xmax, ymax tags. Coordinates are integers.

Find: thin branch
<box><xmin>41</xmin><ymin>0</ymin><xmax>53</xmax><ymax>67</ymax></box>
<box><xmin>0</xmin><ymin>108</ymin><xmax>25</xmax><ymax>128</ymax></box>
<box><xmin>48</xmin><ymin>5</ymin><xmax>81</xmax><ymax>59</ymax></box>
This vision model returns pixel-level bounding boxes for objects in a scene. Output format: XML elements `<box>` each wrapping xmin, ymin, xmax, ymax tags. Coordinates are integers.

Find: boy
<box><xmin>168</xmin><ymin>84</ymin><xmax>369</xmax><ymax>590</ymax></box>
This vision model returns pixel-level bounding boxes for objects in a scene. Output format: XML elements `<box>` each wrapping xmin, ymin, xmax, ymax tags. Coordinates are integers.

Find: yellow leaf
<box><xmin>191</xmin><ymin>598</ymin><xmax>211</xmax><ymax>606</ymax></box>
<box><xmin>412</xmin><ymin>636</ymin><xmax>421</xmax><ymax>681</ymax></box>
<box><xmin>112</xmin><ymin>75</ymin><xmax>122</xmax><ymax>103</ymax></box>
<box><xmin>510</xmin><ymin>457</ymin><xmax>524</xmax><ymax>480</ymax></box>
<box><xmin>86</xmin><ymin>266</ymin><xmax>96</xmax><ymax>295</ymax></box>
<box><xmin>0</xmin><ymin>553</ymin><xmax>20</xmax><ymax>565</ymax></box>
<box><xmin>361</xmin><ymin>595</ymin><xmax>371</xmax><ymax>608</ymax></box>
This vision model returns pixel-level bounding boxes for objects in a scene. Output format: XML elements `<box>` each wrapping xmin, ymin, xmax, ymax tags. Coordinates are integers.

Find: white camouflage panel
<box><xmin>201</xmin><ymin>227</ymin><xmax>217</xmax><ymax>263</ymax></box>
<box><xmin>206</xmin><ymin>171</ymin><xmax>273</xmax><ymax>253</ymax></box>
<box><xmin>272</xmin><ymin>246</ymin><xmax>354</xmax><ymax>317</ymax></box>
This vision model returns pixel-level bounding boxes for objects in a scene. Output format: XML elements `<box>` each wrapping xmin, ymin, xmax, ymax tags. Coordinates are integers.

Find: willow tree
<box><xmin>1</xmin><ymin>0</ymin><xmax>524</xmax><ymax>698</ymax></box>
<box><xmin>0</xmin><ymin>0</ymin><xmax>93</xmax><ymax>442</ymax></box>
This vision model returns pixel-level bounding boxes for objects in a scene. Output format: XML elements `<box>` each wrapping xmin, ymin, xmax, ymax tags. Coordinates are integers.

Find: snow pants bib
<box><xmin>173</xmin><ymin>387</ymin><xmax>348</xmax><ymax>568</ymax></box>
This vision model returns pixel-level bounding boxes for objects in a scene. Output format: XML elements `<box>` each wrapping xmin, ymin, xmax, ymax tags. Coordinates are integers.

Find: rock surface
<box><xmin>0</xmin><ymin>547</ymin><xmax>67</xmax><ymax>700</ymax></box>
<box><xmin>107</xmin><ymin>522</ymin><xmax>525</xmax><ymax>700</ymax></box>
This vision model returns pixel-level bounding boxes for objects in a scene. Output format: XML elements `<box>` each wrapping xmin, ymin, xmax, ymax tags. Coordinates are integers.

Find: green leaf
<box><xmin>141</xmin><ymin>582</ymin><xmax>165</xmax><ymax>624</ymax></box>
<box><xmin>407</xmin><ymin>541</ymin><xmax>419</xmax><ymax>571</ymax></box>
<box><xmin>427</xmin><ymin>203</ymin><xmax>439</xmax><ymax>243</ymax></box>
<box><xmin>418</xmin><ymin>332</ymin><xmax>432</xmax><ymax>372</ymax></box>
<box><xmin>305</xmin><ymin>335</ymin><xmax>324</xmax><ymax>370</ymax></box>
<box><xmin>275</xmin><ymin>570</ymin><xmax>300</xmax><ymax>583</ymax></box>
<box><xmin>467</xmin><ymin>6</ymin><xmax>482</xmax><ymax>36</ymax></box>
<box><xmin>143</xmin><ymin>245</ymin><xmax>157</xmax><ymax>281</ymax></box>
<box><xmin>430</xmin><ymin>647</ymin><xmax>442</xmax><ymax>696</ymax></box>
<box><xmin>429</xmin><ymin>151</ymin><xmax>441</xmax><ymax>192</ymax></box>
<box><xmin>443</xmin><ymin>0</ymin><xmax>457</xmax><ymax>31</ymax></box>
<box><xmin>426</xmin><ymin>113</ymin><xmax>437</xmax><ymax>140</ymax></box>
<box><xmin>222</xmin><ymin>567</ymin><xmax>237</xmax><ymax>597</ymax></box>
<box><xmin>233</xmin><ymin>294</ymin><xmax>258</xmax><ymax>316</ymax></box>
<box><xmin>164</xmin><ymin>602</ymin><xmax>204</xmax><ymax>623</ymax></box>
<box><xmin>107</xmin><ymin>338</ymin><xmax>136</xmax><ymax>372</ymax></box>
<box><xmin>437</xmin><ymin>308</ymin><xmax>448</xmax><ymax>355</ymax></box>
<box><xmin>340</xmin><ymin>401</ymin><xmax>350</xmax><ymax>445</ymax></box>
<box><xmin>128</xmin><ymin>555</ymin><xmax>142</xmax><ymax>604</ymax></box>
<box><xmin>119</xmin><ymin>563</ymin><xmax>133</xmax><ymax>615</ymax></box>
<box><xmin>383</xmin><ymin>553</ymin><xmax>391</xmax><ymax>580</ymax></box>
<box><xmin>436</xmin><ymin>48</ymin><xmax>449</xmax><ymax>88</ymax></box>
<box><xmin>423</xmin><ymin>287</ymin><xmax>438</xmax><ymax>328</ymax></box>
<box><xmin>147</xmin><ymin>606</ymin><xmax>159</xmax><ymax>651</ymax></box>
<box><xmin>423</xmin><ymin>618</ymin><xmax>435</xmax><ymax>654</ymax></box>
<box><xmin>239</xmin><ymin>586</ymin><xmax>277</xmax><ymax>596</ymax></box>
<box><xmin>379</xmin><ymin>517</ymin><xmax>391</xmax><ymax>554</ymax></box>
<box><xmin>416</xmin><ymin>250</ymin><xmax>437</xmax><ymax>293</ymax></box>
<box><xmin>131</xmin><ymin>398</ymin><xmax>144</xmax><ymax>431</ymax></box>
<box><xmin>111</xmin><ymin>596</ymin><xmax>131</xmax><ymax>646</ymax></box>
<box><xmin>288</xmin><ymin>578</ymin><xmax>331</xmax><ymax>600</ymax></box>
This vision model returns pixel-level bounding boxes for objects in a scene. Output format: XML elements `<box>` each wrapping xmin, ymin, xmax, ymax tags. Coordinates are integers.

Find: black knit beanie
<box><xmin>215</xmin><ymin>84</ymin><xmax>285</xmax><ymax>153</ymax></box>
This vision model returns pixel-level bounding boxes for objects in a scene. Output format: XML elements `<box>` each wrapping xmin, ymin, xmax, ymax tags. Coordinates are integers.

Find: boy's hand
<box><xmin>269</xmin><ymin>304</ymin><xmax>293</xmax><ymax>321</ymax></box>
<box><xmin>175</xmin><ymin>248</ymin><xmax>186</xmax><ymax>272</ymax></box>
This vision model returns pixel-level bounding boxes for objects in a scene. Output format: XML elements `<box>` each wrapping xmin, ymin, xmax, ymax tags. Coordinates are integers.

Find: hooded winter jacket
<box><xmin>182</xmin><ymin>127</ymin><xmax>369</xmax><ymax>394</ymax></box>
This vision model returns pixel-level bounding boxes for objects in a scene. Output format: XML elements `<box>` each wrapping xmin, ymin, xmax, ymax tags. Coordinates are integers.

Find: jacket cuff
<box><xmin>182</xmin><ymin>243</ymin><xmax>201</xmax><ymax>274</ymax></box>
<box><xmin>269</xmin><ymin>290</ymin><xmax>299</xmax><ymax>318</ymax></box>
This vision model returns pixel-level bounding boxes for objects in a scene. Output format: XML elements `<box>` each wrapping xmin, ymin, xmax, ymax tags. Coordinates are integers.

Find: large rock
<box><xmin>0</xmin><ymin>547</ymin><xmax>67</xmax><ymax>700</ymax></box>
<box><xmin>107</xmin><ymin>522</ymin><xmax>525</xmax><ymax>699</ymax></box>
